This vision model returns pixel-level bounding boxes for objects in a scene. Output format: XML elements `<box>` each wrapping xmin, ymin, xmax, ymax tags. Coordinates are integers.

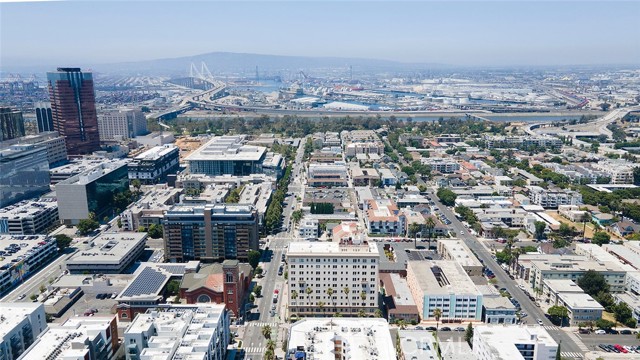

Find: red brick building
<box><xmin>179</xmin><ymin>260</ymin><xmax>252</xmax><ymax>318</ymax></box>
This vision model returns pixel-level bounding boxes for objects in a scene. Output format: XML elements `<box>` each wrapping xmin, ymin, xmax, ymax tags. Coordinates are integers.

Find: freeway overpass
<box><xmin>526</xmin><ymin>106</ymin><xmax>640</xmax><ymax>138</ymax></box>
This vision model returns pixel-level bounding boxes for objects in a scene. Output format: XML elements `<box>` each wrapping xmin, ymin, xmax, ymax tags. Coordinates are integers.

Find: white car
<box><xmin>537</xmin><ymin>319</ymin><xmax>544</xmax><ymax>325</ymax></box>
<box><xmin>17</xmin><ymin>294</ymin><xmax>26</xmax><ymax>300</ymax></box>
<box><xmin>460</xmin><ymin>231</ymin><xmax>464</xmax><ymax>235</ymax></box>
<box><xmin>594</xmin><ymin>329</ymin><xmax>606</xmax><ymax>335</ymax></box>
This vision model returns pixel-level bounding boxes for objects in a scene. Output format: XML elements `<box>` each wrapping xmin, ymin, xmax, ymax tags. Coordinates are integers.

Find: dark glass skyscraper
<box><xmin>0</xmin><ymin>107</ymin><xmax>26</xmax><ymax>141</ymax></box>
<box><xmin>47</xmin><ymin>68</ymin><xmax>100</xmax><ymax>155</ymax></box>
<box><xmin>34</xmin><ymin>102</ymin><xmax>54</xmax><ymax>133</ymax></box>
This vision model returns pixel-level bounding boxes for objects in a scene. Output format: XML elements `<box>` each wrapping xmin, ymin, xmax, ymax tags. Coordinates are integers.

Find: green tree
<box><xmin>592</xmin><ymin>232</ymin><xmax>611</xmax><ymax>246</ymax></box>
<box><xmin>249</xmin><ymin>293</ymin><xmax>255</xmax><ymax>304</ymax></box>
<box><xmin>436</xmin><ymin>188</ymin><xmax>457</xmax><ymax>206</ymax></box>
<box><xmin>247</xmin><ymin>250</ymin><xmax>261</xmax><ymax>269</ymax></box>
<box><xmin>77</xmin><ymin>218</ymin><xmax>99</xmax><ymax>236</ymax></box>
<box><xmin>291</xmin><ymin>210</ymin><xmax>303</xmax><ymax>224</ymax></box>
<box><xmin>464</xmin><ymin>323</ymin><xmax>474</xmax><ymax>347</ymax></box>
<box><xmin>261</xmin><ymin>325</ymin><xmax>272</xmax><ymax>339</ymax></box>
<box><xmin>29</xmin><ymin>294</ymin><xmax>38</xmax><ymax>301</ymax></box>
<box><xmin>166</xmin><ymin>280</ymin><xmax>180</xmax><ymax>296</ymax></box>
<box><xmin>147</xmin><ymin>224</ymin><xmax>163</xmax><ymax>239</ymax></box>
<box><xmin>253</xmin><ymin>285</ymin><xmax>262</xmax><ymax>297</ymax></box>
<box><xmin>225</xmin><ymin>186</ymin><xmax>243</xmax><ymax>203</ymax></box>
<box><xmin>580</xmin><ymin>212</ymin><xmax>591</xmax><ymax>242</ymax></box>
<box><xmin>433</xmin><ymin>308</ymin><xmax>442</xmax><ymax>334</ymax></box>
<box><xmin>612</xmin><ymin>302</ymin><xmax>634</xmax><ymax>326</ymax></box>
<box><xmin>595</xmin><ymin>319</ymin><xmax>616</xmax><ymax>331</ymax></box>
<box><xmin>577</xmin><ymin>270</ymin><xmax>610</xmax><ymax>297</ymax></box>
<box><xmin>534</xmin><ymin>221</ymin><xmax>547</xmax><ymax>241</ymax></box>
<box><xmin>54</xmin><ymin>234</ymin><xmax>73</xmax><ymax>250</ymax></box>
<box><xmin>547</xmin><ymin>305</ymin><xmax>569</xmax><ymax>326</ymax></box>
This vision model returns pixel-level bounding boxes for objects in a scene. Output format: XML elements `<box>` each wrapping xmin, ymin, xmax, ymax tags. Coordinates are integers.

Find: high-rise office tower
<box><xmin>34</xmin><ymin>102</ymin><xmax>54</xmax><ymax>133</ymax></box>
<box><xmin>47</xmin><ymin>68</ymin><xmax>100</xmax><ymax>155</ymax></box>
<box><xmin>0</xmin><ymin>107</ymin><xmax>26</xmax><ymax>141</ymax></box>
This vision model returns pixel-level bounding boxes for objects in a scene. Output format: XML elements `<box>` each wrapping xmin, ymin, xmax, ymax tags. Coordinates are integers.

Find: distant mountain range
<box><xmin>93</xmin><ymin>51</ymin><xmax>446</xmax><ymax>77</ymax></box>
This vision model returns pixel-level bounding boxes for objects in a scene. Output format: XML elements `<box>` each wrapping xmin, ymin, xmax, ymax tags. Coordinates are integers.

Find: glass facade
<box><xmin>0</xmin><ymin>145</ymin><xmax>50</xmax><ymax>207</ymax></box>
<box><xmin>86</xmin><ymin>165</ymin><xmax>129</xmax><ymax>220</ymax></box>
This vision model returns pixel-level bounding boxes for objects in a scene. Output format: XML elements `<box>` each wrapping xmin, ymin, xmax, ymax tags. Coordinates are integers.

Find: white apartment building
<box><xmin>421</xmin><ymin>158</ymin><xmax>460</xmax><ymax>174</ymax></box>
<box><xmin>592</xmin><ymin>162</ymin><xmax>635</xmax><ymax>184</ymax></box>
<box><xmin>529</xmin><ymin>256</ymin><xmax>628</xmax><ymax>293</ymax></box>
<box><xmin>473</xmin><ymin>325</ymin><xmax>558</xmax><ymax>360</ymax></box>
<box><xmin>345</xmin><ymin>142</ymin><xmax>384</xmax><ymax>157</ymax></box>
<box><xmin>307</xmin><ymin>163</ymin><xmax>348</xmax><ymax>187</ymax></box>
<box><xmin>364</xmin><ymin>198</ymin><xmax>406</xmax><ymax>235</ymax></box>
<box><xmin>124</xmin><ymin>304</ymin><xmax>230</xmax><ymax>360</ymax></box>
<box><xmin>406</xmin><ymin>260</ymin><xmax>483</xmax><ymax>322</ymax></box>
<box><xmin>0</xmin><ymin>303</ymin><xmax>47</xmax><ymax>360</ymax></box>
<box><xmin>298</xmin><ymin>217</ymin><xmax>319</xmax><ymax>239</ymax></box>
<box><xmin>528</xmin><ymin>186</ymin><xmax>582</xmax><ymax>209</ymax></box>
<box><xmin>97</xmin><ymin>108</ymin><xmax>147</xmax><ymax>142</ymax></box>
<box><xmin>286</xmin><ymin>240</ymin><xmax>379</xmax><ymax>317</ymax></box>
<box><xmin>19</xmin><ymin>316</ymin><xmax>118</xmax><ymax>360</ymax></box>
<box><xmin>556</xmin><ymin>292</ymin><xmax>603</xmax><ymax>326</ymax></box>
<box><xmin>626</xmin><ymin>272</ymin><xmax>640</xmax><ymax>295</ymax></box>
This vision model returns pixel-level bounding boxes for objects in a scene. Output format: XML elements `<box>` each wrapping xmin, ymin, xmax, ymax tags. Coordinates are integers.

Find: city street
<box><xmin>427</xmin><ymin>191</ymin><xmax>589</xmax><ymax>358</ymax></box>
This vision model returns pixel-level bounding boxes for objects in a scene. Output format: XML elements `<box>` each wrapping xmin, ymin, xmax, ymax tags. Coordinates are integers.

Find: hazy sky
<box><xmin>1</xmin><ymin>1</ymin><xmax>639</xmax><ymax>68</ymax></box>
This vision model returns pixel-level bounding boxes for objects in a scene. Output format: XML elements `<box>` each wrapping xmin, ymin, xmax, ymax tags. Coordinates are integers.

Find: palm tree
<box><xmin>318</xmin><ymin>301</ymin><xmax>325</xmax><ymax>313</ymax></box>
<box><xmin>291</xmin><ymin>290</ymin><xmax>298</xmax><ymax>314</ymax></box>
<box><xmin>425</xmin><ymin>217</ymin><xmax>436</xmax><ymax>248</ymax></box>
<box><xmin>374</xmin><ymin>309</ymin><xmax>383</xmax><ymax>318</ymax></box>
<box><xmin>305</xmin><ymin>287</ymin><xmax>313</xmax><ymax>314</ymax></box>
<box><xmin>326</xmin><ymin>288</ymin><xmax>335</xmax><ymax>312</ymax></box>
<box><xmin>433</xmin><ymin>308</ymin><xmax>442</xmax><ymax>334</ymax></box>
<box><xmin>397</xmin><ymin>319</ymin><xmax>407</xmax><ymax>329</ymax></box>
<box><xmin>261</xmin><ymin>325</ymin><xmax>272</xmax><ymax>339</ymax></box>
<box><xmin>360</xmin><ymin>290</ymin><xmax>366</xmax><ymax>306</ymax></box>
<box><xmin>580</xmin><ymin>212</ymin><xmax>591</xmax><ymax>242</ymax></box>
<box><xmin>358</xmin><ymin>309</ymin><xmax>366</xmax><ymax>317</ymax></box>
<box><xmin>343</xmin><ymin>286</ymin><xmax>351</xmax><ymax>314</ymax></box>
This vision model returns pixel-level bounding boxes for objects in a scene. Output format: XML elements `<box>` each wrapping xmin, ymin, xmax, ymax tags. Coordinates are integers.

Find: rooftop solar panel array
<box><xmin>121</xmin><ymin>267</ymin><xmax>167</xmax><ymax>297</ymax></box>
<box><xmin>157</xmin><ymin>264</ymin><xmax>186</xmax><ymax>274</ymax></box>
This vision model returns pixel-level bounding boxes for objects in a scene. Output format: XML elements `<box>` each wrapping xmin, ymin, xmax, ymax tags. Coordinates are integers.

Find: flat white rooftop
<box><xmin>66</xmin><ymin>232</ymin><xmax>146</xmax><ymax>265</ymax></box>
<box><xmin>475</xmin><ymin>325</ymin><xmax>557</xmax><ymax>360</ymax></box>
<box><xmin>185</xmin><ymin>135</ymin><xmax>266</xmax><ymax>161</ymax></box>
<box><xmin>133</xmin><ymin>145</ymin><xmax>177</xmax><ymax>160</ymax></box>
<box><xmin>287</xmin><ymin>241</ymin><xmax>378</xmax><ymax>256</ymax></box>
<box><xmin>0</xmin><ymin>303</ymin><xmax>43</xmax><ymax>340</ymax></box>
<box><xmin>287</xmin><ymin>318</ymin><xmax>395</xmax><ymax>360</ymax></box>
<box><xmin>408</xmin><ymin>260</ymin><xmax>481</xmax><ymax>296</ymax></box>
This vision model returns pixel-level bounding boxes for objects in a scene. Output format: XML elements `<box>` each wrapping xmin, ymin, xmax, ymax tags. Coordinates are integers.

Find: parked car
<box><xmin>594</xmin><ymin>329</ymin><xmax>607</xmax><ymax>335</ymax></box>
<box><xmin>454</xmin><ymin>327</ymin><xmax>465</xmax><ymax>332</ymax></box>
<box><xmin>415</xmin><ymin>326</ymin><xmax>424</xmax><ymax>330</ymax></box>
<box><xmin>440</xmin><ymin>327</ymin><xmax>451</xmax><ymax>331</ymax></box>
<box><xmin>609</xmin><ymin>329</ymin><xmax>620</xmax><ymax>335</ymax></box>
<box><xmin>620</xmin><ymin>329</ymin><xmax>632</xmax><ymax>335</ymax></box>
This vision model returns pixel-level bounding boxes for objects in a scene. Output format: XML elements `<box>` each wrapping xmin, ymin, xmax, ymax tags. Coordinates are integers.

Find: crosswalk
<box><xmin>243</xmin><ymin>347</ymin><xmax>265</xmax><ymax>354</ymax></box>
<box><xmin>565</xmin><ymin>331</ymin><xmax>590</xmax><ymax>352</ymax></box>
<box><xmin>561</xmin><ymin>352</ymin><xmax>583</xmax><ymax>359</ymax></box>
<box><xmin>542</xmin><ymin>325</ymin><xmax>560</xmax><ymax>331</ymax></box>
<box><xmin>246</xmin><ymin>322</ymin><xmax>279</xmax><ymax>327</ymax></box>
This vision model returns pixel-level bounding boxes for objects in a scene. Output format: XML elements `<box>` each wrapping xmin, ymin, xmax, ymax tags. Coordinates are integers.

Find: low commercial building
<box><xmin>285</xmin><ymin>318</ymin><xmax>395</xmax><ymax>360</ymax></box>
<box><xmin>19</xmin><ymin>316</ymin><xmax>118</xmax><ymax>360</ymax></box>
<box><xmin>350</xmin><ymin>166</ymin><xmax>379</xmax><ymax>186</ymax></box>
<box><xmin>128</xmin><ymin>145</ymin><xmax>179</xmax><ymax>184</ymax></box>
<box><xmin>379</xmin><ymin>168</ymin><xmax>398</xmax><ymax>186</ymax></box>
<box><xmin>558</xmin><ymin>205</ymin><xmax>588</xmax><ymax>222</ymax></box>
<box><xmin>0</xmin><ymin>303</ymin><xmax>47</xmax><ymax>360</ymax></box>
<box><xmin>364</xmin><ymin>199</ymin><xmax>406</xmax><ymax>235</ymax></box>
<box><xmin>163</xmin><ymin>204</ymin><xmax>259</xmax><ymax>262</ymax></box>
<box><xmin>406</xmin><ymin>260</ymin><xmax>483</xmax><ymax>322</ymax></box>
<box><xmin>66</xmin><ymin>232</ymin><xmax>147</xmax><ymax>274</ymax></box>
<box><xmin>0</xmin><ymin>198</ymin><xmax>58</xmax><ymax>235</ymax></box>
<box><xmin>123</xmin><ymin>304</ymin><xmax>230</xmax><ymax>360</ymax></box>
<box><xmin>287</xmin><ymin>240</ymin><xmax>379</xmax><ymax>317</ymax></box>
<box><xmin>556</xmin><ymin>292</ymin><xmax>604</xmax><ymax>326</ymax></box>
<box><xmin>238</xmin><ymin>182</ymin><xmax>273</xmax><ymax>229</ymax></box>
<box><xmin>397</xmin><ymin>330</ymin><xmax>438</xmax><ymax>360</ymax></box>
<box><xmin>179</xmin><ymin>260</ymin><xmax>252</xmax><ymax>318</ymax></box>
<box><xmin>298</xmin><ymin>217</ymin><xmax>319</xmax><ymax>239</ymax></box>
<box><xmin>437</xmin><ymin>239</ymin><xmax>483</xmax><ymax>277</ymax></box>
<box><xmin>56</xmin><ymin>159</ymin><xmax>129</xmax><ymax>224</ymax></box>
<box><xmin>185</xmin><ymin>135</ymin><xmax>268</xmax><ymax>176</ymax></box>
<box><xmin>482</xmin><ymin>296</ymin><xmax>517</xmax><ymax>325</ymax></box>
<box><xmin>331</xmin><ymin>222</ymin><xmax>366</xmax><ymax>243</ymax></box>
<box><xmin>116</xmin><ymin>262</ymin><xmax>194</xmax><ymax>321</ymax></box>
<box><xmin>380</xmin><ymin>273</ymin><xmax>420</xmax><ymax>323</ymax></box>
<box><xmin>473</xmin><ymin>325</ymin><xmax>558</xmax><ymax>360</ymax></box>
<box><xmin>0</xmin><ymin>235</ymin><xmax>58</xmax><ymax>295</ymax></box>
<box><xmin>307</xmin><ymin>163</ymin><xmax>348</xmax><ymax>187</ymax></box>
